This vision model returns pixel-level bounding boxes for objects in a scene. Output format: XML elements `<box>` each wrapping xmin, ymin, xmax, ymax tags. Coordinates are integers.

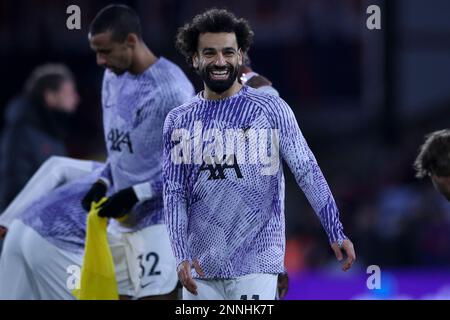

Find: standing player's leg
<box><xmin>109</xmin><ymin>224</ymin><xmax>179</xmax><ymax>300</ymax></box>
<box><xmin>181</xmin><ymin>275</ymin><xmax>277</xmax><ymax>300</ymax></box>
<box><xmin>225</xmin><ymin>273</ymin><xmax>278</xmax><ymax>300</ymax></box>
<box><xmin>182</xmin><ymin>279</ymin><xmax>227</xmax><ymax>300</ymax></box>
<box><xmin>107</xmin><ymin>229</ymin><xmax>135</xmax><ymax>300</ymax></box>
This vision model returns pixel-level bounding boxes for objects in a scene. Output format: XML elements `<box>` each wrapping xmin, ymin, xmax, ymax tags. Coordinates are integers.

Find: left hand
<box><xmin>331</xmin><ymin>239</ymin><xmax>356</xmax><ymax>272</ymax></box>
<box><xmin>98</xmin><ymin>187</ymin><xmax>138</xmax><ymax>218</ymax></box>
<box><xmin>277</xmin><ymin>272</ymin><xmax>289</xmax><ymax>299</ymax></box>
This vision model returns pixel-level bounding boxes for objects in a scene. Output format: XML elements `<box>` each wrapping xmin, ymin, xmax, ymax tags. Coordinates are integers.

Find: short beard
<box><xmin>199</xmin><ymin>64</ymin><xmax>240</xmax><ymax>94</ymax></box>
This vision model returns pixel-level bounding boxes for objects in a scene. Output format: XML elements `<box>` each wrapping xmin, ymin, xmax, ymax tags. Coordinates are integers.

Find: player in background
<box><xmin>0</xmin><ymin>4</ymin><xmax>194</xmax><ymax>300</ymax></box>
<box><xmin>163</xmin><ymin>8</ymin><xmax>355</xmax><ymax>300</ymax></box>
<box><xmin>239</xmin><ymin>54</ymin><xmax>279</xmax><ymax>97</ymax></box>
<box><xmin>414</xmin><ymin>129</ymin><xmax>450</xmax><ymax>200</ymax></box>
<box><xmin>83</xmin><ymin>4</ymin><xmax>194</xmax><ymax>299</ymax></box>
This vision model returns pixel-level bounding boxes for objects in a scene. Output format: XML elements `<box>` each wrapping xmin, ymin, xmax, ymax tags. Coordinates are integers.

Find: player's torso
<box><xmin>173</xmin><ymin>92</ymin><xmax>284</xmax><ymax>227</ymax></box>
<box><xmin>102</xmin><ymin>74</ymin><xmax>165</xmax><ymax>190</ymax></box>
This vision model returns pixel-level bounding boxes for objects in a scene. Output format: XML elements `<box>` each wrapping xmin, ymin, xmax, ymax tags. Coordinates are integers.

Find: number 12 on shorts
<box><xmin>138</xmin><ymin>252</ymin><xmax>161</xmax><ymax>279</ymax></box>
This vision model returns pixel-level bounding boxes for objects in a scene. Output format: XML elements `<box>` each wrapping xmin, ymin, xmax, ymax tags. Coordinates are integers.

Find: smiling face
<box><xmin>193</xmin><ymin>32</ymin><xmax>243</xmax><ymax>95</ymax></box>
<box><xmin>89</xmin><ymin>30</ymin><xmax>134</xmax><ymax>75</ymax></box>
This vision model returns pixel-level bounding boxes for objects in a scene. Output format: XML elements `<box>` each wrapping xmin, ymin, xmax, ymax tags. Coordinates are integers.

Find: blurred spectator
<box><xmin>0</xmin><ymin>64</ymin><xmax>79</xmax><ymax>211</ymax></box>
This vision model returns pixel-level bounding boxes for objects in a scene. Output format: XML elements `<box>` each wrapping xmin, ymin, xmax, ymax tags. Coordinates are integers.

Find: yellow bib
<box><xmin>72</xmin><ymin>198</ymin><xmax>119</xmax><ymax>300</ymax></box>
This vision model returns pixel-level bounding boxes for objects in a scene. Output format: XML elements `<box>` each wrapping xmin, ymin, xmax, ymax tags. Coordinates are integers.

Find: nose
<box><xmin>214</xmin><ymin>53</ymin><xmax>226</xmax><ymax>67</ymax></box>
<box><xmin>96</xmin><ymin>53</ymin><xmax>107</xmax><ymax>67</ymax></box>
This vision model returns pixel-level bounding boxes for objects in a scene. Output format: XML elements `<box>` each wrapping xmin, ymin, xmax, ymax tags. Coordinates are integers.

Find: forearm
<box><xmin>164</xmin><ymin>191</ymin><xmax>191</xmax><ymax>266</ymax></box>
<box><xmin>162</xmin><ymin>111</ymin><xmax>191</xmax><ymax>265</ymax></box>
<box><xmin>302</xmin><ymin>161</ymin><xmax>346</xmax><ymax>243</ymax></box>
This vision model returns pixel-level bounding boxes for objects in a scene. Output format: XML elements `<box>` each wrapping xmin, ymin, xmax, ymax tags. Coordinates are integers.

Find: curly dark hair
<box><xmin>414</xmin><ymin>129</ymin><xmax>450</xmax><ymax>178</ymax></box>
<box><xmin>175</xmin><ymin>8</ymin><xmax>254</xmax><ymax>67</ymax></box>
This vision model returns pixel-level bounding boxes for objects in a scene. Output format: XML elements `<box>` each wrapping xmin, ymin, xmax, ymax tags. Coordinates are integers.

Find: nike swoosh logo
<box><xmin>140</xmin><ymin>281</ymin><xmax>156</xmax><ymax>289</ymax></box>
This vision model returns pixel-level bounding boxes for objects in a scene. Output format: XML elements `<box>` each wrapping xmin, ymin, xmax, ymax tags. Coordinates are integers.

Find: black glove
<box><xmin>97</xmin><ymin>187</ymin><xmax>138</xmax><ymax>218</ymax></box>
<box><xmin>81</xmin><ymin>180</ymin><xmax>108</xmax><ymax>211</ymax></box>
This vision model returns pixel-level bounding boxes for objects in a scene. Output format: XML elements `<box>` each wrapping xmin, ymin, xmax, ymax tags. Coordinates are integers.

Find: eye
<box><xmin>203</xmin><ymin>51</ymin><xmax>215</xmax><ymax>58</ymax></box>
<box><xmin>224</xmin><ymin>50</ymin><xmax>235</xmax><ymax>57</ymax></box>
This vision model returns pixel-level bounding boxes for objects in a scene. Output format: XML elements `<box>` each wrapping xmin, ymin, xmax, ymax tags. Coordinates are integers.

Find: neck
<box><xmin>129</xmin><ymin>42</ymin><xmax>157</xmax><ymax>75</ymax></box>
<box><xmin>204</xmin><ymin>81</ymin><xmax>242</xmax><ymax>100</ymax></box>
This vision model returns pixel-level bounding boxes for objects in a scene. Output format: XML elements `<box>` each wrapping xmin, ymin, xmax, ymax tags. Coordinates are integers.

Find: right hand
<box><xmin>177</xmin><ymin>260</ymin><xmax>205</xmax><ymax>296</ymax></box>
<box><xmin>81</xmin><ymin>180</ymin><xmax>108</xmax><ymax>211</ymax></box>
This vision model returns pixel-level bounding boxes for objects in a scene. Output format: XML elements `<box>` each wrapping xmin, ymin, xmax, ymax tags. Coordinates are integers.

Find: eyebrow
<box><xmin>202</xmin><ymin>47</ymin><xmax>237</xmax><ymax>53</ymax></box>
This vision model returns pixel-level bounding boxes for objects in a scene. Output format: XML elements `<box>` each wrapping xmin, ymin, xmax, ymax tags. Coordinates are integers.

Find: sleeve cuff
<box><xmin>329</xmin><ymin>231</ymin><xmax>347</xmax><ymax>245</ymax></box>
<box><xmin>132</xmin><ymin>182</ymin><xmax>154</xmax><ymax>202</ymax></box>
<box><xmin>176</xmin><ymin>256</ymin><xmax>192</xmax><ymax>270</ymax></box>
<box><xmin>98</xmin><ymin>177</ymin><xmax>111</xmax><ymax>189</ymax></box>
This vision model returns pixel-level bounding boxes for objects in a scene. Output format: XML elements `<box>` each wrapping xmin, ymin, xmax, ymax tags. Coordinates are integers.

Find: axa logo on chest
<box><xmin>199</xmin><ymin>154</ymin><xmax>243</xmax><ymax>180</ymax></box>
<box><xmin>170</xmin><ymin>121</ymin><xmax>280</xmax><ymax>176</ymax></box>
<box><xmin>107</xmin><ymin>128</ymin><xmax>134</xmax><ymax>153</ymax></box>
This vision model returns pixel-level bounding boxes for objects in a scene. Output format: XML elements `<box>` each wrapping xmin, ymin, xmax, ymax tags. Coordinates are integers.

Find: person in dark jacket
<box><xmin>0</xmin><ymin>63</ymin><xmax>80</xmax><ymax>212</ymax></box>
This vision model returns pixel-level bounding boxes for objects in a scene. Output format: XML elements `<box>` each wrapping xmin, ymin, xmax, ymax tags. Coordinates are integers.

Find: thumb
<box><xmin>193</xmin><ymin>259</ymin><xmax>205</xmax><ymax>277</ymax></box>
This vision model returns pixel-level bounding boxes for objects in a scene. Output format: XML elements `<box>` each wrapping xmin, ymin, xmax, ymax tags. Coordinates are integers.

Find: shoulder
<box><xmin>154</xmin><ymin>58</ymin><xmax>193</xmax><ymax>87</ymax></box>
<box><xmin>244</xmin><ymin>86</ymin><xmax>297</xmax><ymax>128</ymax></box>
<box><xmin>244</xmin><ymin>86</ymin><xmax>291</xmax><ymax>114</ymax></box>
<box><xmin>152</xmin><ymin>58</ymin><xmax>195</xmax><ymax>102</ymax></box>
<box><xmin>164</xmin><ymin>97</ymin><xmax>199</xmax><ymax>129</ymax></box>
<box><xmin>3</xmin><ymin>97</ymin><xmax>31</xmax><ymax>124</ymax></box>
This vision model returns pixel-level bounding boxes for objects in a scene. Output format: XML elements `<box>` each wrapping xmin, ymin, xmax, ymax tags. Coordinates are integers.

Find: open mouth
<box><xmin>209</xmin><ymin>69</ymin><xmax>230</xmax><ymax>81</ymax></box>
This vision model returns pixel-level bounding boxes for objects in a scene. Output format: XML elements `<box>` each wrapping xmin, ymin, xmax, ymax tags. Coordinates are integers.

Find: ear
<box><xmin>238</xmin><ymin>48</ymin><xmax>244</xmax><ymax>66</ymax></box>
<box><xmin>126</xmin><ymin>33</ymin><xmax>138</xmax><ymax>48</ymax></box>
<box><xmin>192</xmin><ymin>52</ymin><xmax>199</xmax><ymax>69</ymax></box>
